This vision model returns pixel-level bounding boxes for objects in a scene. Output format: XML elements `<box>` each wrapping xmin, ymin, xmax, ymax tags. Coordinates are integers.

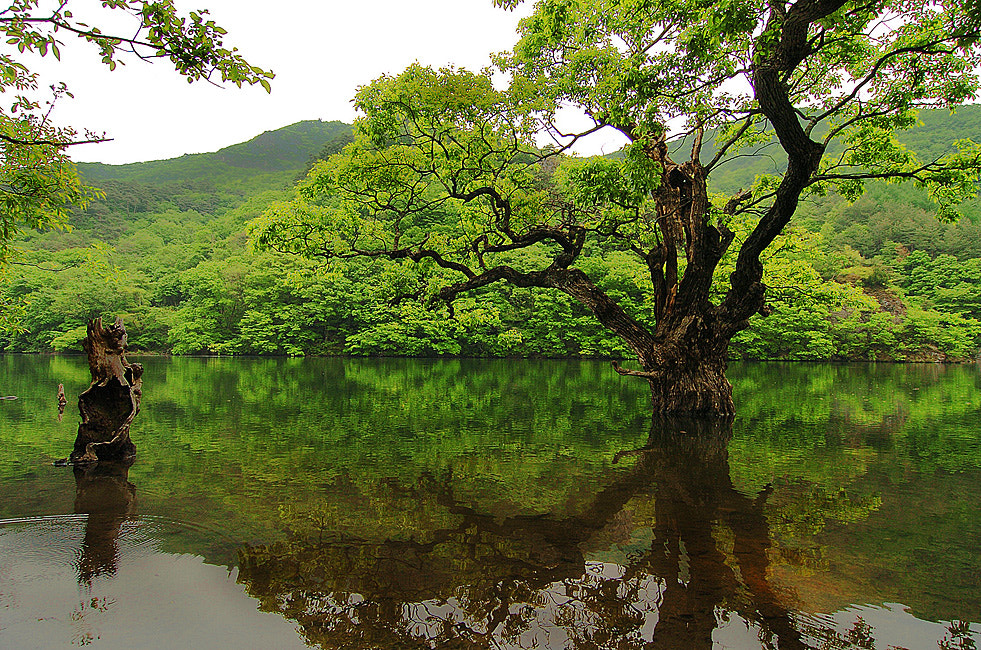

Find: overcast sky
<box><xmin>28</xmin><ymin>0</ymin><xmax>618</xmax><ymax>165</ymax></box>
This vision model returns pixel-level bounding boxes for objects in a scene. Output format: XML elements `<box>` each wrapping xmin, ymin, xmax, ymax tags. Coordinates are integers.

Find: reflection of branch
<box><xmin>612</xmin><ymin>446</ymin><xmax>654</xmax><ymax>465</ymax></box>
<box><xmin>239</xmin><ymin>422</ymin><xmax>818</xmax><ymax>650</ymax></box>
<box><xmin>729</xmin><ymin>484</ymin><xmax>807</xmax><ymax>650</ymax></box>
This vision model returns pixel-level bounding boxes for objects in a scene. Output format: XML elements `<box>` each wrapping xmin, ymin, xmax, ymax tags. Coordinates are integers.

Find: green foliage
<box><xmin>900</xmin><ymin>250</ymin><xmax>981</xmax><ymax>320</ymax></box>
<box><xmin>728</xmin><ymin>243</ymin><xmax>981</xmax><ymax>362</ymax></box>
<box><xmin>3</xmin><ymin>113</ymin><xmax>980</xmax><ymax>363</ymax></box>
<box><xmin>1</xmin><ymin>1</ymin><xmax>274</xmax><ymax>89</ymax></box>
<box><xmin>0</xmin><ymin>0</ymin><xmax>273</xmax><ymax>270</ymax></box>
<box><xmin>0</xmin><ymin>108</ymin><xmax>101</xmax><ymax>262</ymax></box>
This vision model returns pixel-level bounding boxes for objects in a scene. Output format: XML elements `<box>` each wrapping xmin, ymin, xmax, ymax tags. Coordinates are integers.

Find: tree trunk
<box><xmin>71</xmin><ymin>317</ymin><xmax>143</xmax><ymax>463</ymax></box>
<box><xmin>644</xmin><ymin>351</ymin><xmax>733</xmax><ymax>416</ymax></box>
<box><xmin>612</xmin><ymin>309</ymin><xmax>735</xmax><ymax>416</ymax></box>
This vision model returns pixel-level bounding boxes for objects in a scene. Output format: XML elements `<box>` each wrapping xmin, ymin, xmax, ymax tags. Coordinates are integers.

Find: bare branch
<box><xmin>611</xmin><ymin>360</ymin><xmax>657</xmax><ymax>379</ymax></box>
<box><xmin>0</xmin><ymin>133</ymin><xmax>110</xmax><ymax>147</ymax></box>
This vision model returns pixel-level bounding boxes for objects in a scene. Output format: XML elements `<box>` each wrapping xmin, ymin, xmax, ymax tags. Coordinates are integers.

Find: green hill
<box><xmin>700</xmin><ymin>105</ymin><xmax>981</xmax><ymax>196</ymax></box>
<box><xmin>78</xmin><ymin>119</ymin><xmax>353</xmax><ymax>186</ymax></box>
<box><xmin>66</xmin><ymin>120</ymin><xmax>354</xmax><ymax>243</ymax></box>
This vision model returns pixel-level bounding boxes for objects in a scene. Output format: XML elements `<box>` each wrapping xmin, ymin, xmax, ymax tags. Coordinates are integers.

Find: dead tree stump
<box><xmin>71</xmin><ymin>317</ymin><xmax>143</xmax><ymax>463</ymax></box>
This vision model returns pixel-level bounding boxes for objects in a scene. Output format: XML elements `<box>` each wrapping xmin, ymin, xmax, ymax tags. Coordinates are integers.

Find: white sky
<box><xmin>23</xmin><ymin>0</ymin><xmax>627</xmax><ymax>165</ymax></box>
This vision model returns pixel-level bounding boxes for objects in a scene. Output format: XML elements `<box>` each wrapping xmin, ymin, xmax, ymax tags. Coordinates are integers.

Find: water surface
<box><xmin>1</xmin><ymin>356</ymin><xmax>979</xmax><ymax>649</ymax></box>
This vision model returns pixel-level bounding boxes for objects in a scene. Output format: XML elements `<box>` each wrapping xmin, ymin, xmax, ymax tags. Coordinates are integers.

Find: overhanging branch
<box><xmin>0</xmin><ymin>133</ymin><xmax>110</xmax><ymax>147</ymax></box>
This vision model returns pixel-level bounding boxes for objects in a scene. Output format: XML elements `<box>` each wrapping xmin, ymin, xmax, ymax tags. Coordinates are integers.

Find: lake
<box><xmin>1</xmin><ymin>355</ymin><xmax>979</xmax><ymax>649</ymax></box>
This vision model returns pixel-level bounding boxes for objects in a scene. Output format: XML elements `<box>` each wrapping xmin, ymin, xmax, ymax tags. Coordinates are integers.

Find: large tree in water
<box><xmin>252</xmin><ymin>0</ymin><xmax>981</xmax><ymax>415</ymax></box>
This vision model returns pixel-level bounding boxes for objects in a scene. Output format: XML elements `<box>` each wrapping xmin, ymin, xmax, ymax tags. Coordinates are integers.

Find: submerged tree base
<box><xmin>646</xmin><ymin>362</ymin><xmax>734</xmax><ymax>416</ymax></box>
<box><xmin>613</xmin><ymin>327</ymin><xmax>736</xmax><ymax>416</ymax></box>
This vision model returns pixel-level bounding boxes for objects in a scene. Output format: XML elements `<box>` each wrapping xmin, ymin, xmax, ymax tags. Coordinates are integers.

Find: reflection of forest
<box><xmin>3</xmin><ymin>357</ymin><xmax>980</xmax><ymax>646</ymax></box>
<box><xmin>238</xmin><ymin>419</ymin><xmax>944</xmax><ymax>650</ymax></box>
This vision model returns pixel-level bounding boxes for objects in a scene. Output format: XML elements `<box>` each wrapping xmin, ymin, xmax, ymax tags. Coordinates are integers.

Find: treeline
<box><xmin>1</xmin><ymin>117</ymin><xmax>980</xmax><ymax>361</ymax></box>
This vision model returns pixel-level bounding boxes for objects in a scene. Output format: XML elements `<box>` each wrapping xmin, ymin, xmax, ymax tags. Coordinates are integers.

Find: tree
<box><xmin>251</xmin><ymin>0</ymin><xmax>981</xmax><ymax>415</ymax></box>
<box><xmin>0</xmin><ymin>0</ymin><xmax>273</xmax><ymax>263</ymax></box>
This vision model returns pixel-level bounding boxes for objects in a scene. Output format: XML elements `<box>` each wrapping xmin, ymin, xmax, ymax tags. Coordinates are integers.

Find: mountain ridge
<box><xmin>77</xmin><ymin>119</ymin><xmax>354</xmax><ymax>186</ymax></box>
<box><xmin>74</xmin><ymin>106</ymin><xmax>981</xmax><ymax>192</ymax></box>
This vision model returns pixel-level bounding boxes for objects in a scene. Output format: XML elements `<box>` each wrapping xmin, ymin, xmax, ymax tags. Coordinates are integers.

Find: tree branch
<box><xmin>0</xmin><ymin>133</ymin><xmax>110</xmax><ymax>147</ymax></box>
<box><xmin>722</xmin><ymin>0</ymin><xmax>849</xmax><ymax>328</ymax></box>
<box><xmin>611</xmin><ymin>361</ymin><xmax>657</xmax><ymax>379</ymax></box>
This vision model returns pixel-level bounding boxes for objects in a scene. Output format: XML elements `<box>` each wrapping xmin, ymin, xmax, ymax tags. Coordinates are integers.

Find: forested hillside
<box><xmin>1</xmin><ymin>111</ymin><xmax>979</xmax><ymax>361</ymax></box>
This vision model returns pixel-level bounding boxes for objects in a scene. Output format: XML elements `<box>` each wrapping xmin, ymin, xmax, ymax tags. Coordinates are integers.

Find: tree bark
<box><xmin>609</xmin><ymin>307</ymin><xmax>735</xmax><ymax>415</ymax></box>
<box><xmin>643</xmin><ymin>351</ymin><xmax>733</xmax><ymax>416</ymax></box>
<box><xmin>71</xmin><ymin>317</ymin><xmax>143</xmax><ymax>463</ymax></box>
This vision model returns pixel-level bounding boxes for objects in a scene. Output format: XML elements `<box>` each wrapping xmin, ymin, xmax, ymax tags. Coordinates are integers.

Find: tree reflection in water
<box><xmin>61</xmin><ymin>460</ymin><xmax>136</xmax><ymax>645</ymax></box>
<box><xmin>72</xmin><ymin>460</ymin><xmax>136</xmax><ymax>585</ymax></box>
<box><xmin>237</xmin><ymin>419</ymin><xmax>848</xmax><ymax>649</ymax></box>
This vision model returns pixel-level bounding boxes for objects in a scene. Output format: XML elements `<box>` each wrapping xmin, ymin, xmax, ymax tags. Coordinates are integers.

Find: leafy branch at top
<box><xmin>0</xmin><ymin>1</ymin><xmax>274</xmax><ymax>266</ymax></box>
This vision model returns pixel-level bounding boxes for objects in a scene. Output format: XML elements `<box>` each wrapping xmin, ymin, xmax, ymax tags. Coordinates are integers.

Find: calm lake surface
<box><xmin>0</xmin><ymin>355</ymin><xmax>979</xmax><ymax>649</ymax></box>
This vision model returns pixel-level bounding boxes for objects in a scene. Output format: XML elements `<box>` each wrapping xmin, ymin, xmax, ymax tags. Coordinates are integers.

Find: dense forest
<box><xmin>1</xmin><ymin>110</ymin><xmax>980</xmax><ymax>361</ymax></box>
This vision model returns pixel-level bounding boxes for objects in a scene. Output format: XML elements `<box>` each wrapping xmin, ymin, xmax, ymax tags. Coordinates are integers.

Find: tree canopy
<box><xmin>0</xmin><ymin>0</ymin><xmax>273</xmax><ymax>263</ymax></box>
<box><xmin>253</xmin><ymin>0</ymin><xmax>981</xmax><ymax>414</ymax></box>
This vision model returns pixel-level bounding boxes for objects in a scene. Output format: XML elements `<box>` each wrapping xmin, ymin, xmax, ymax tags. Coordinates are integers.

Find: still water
<box><xmin>0</xmin><ymin>355</ymin><xmax>979</xmax><ymax>649</ymax></box>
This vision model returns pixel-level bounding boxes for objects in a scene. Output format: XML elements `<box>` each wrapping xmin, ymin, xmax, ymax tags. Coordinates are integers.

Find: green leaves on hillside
<box><xmin>901</xmin><ymin>251</ymin><xmax>981</xmax><ymax>320</ymax></box>
<box><xmin>0</xmin><ymin>0</ymin><xmax>275</xmax><ymax>265</ymax></box>
<box><xmin>1</xmin><ymin>117</ymin><xmax>979</xmax><ymax>362</ymax></box>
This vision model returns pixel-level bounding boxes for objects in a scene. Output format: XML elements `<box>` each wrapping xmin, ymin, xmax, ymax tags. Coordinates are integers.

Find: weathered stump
<box><xmin>71</xmin><ymin>317</ymin><xmax>143</xmax><ymax>463</ymax></box>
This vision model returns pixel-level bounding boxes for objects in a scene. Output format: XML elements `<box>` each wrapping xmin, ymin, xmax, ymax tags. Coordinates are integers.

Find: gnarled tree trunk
<box><xmin>642</xmin><ymin>348</ymin><xmax>733</xmax><ymax>416</ymax></box>
<box><xmin>71</xmin><ymin>317</ymin><xmax>143</xmax><ymax>463</ymax></box>
<box><xmin>610</xmin><ymin>311</ymin><xmax>735</xmax><ymax>416</ymax></box>
<box><xmin>555</xmin><ymin>156</ymin><xmax>737</xmax><ymax>416</ymax></box>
